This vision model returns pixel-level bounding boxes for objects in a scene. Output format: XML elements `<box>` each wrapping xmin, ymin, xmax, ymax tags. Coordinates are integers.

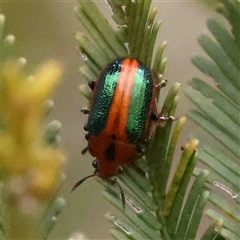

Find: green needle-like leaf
<box><xmin>161</xmin><ymin>83</ymin><xmax>180</xmax><ymax>115</ymax></box>
<box><xmin>79</xmin><ymin>64</ymin><xmax>97</xmax><ymax>82</ymax></box>
<box><xmin>189</xmin><ymin>78</ymin><xmax>239</xmax><ymax>125</ymax></box>
<box><xmin>193</xmin><ymin>167</ymin><xmax>240</xmax><ymax>205</ymax></box>
<box><xmin>185</xmin><ymin>87</ymin><xmax>239</xmax><ymax>142</ymax></box>
<box><xmin>124</xmin><ymin>166</ymin><xmax>153</xmax><ymax>193</ymax></box>
<box><xmin>166</xmin><ymin>149</ymin><xmax>198</xmax><ymax>234</ymax></box>
<box><xmin>220</xmin><ymin>228</ymin><xmax>239</xmax><ymax>240</ymax></box>
<box><xmin>208</xmin><ymin>191</ymin><xmax>240</xmax><ymax>223</ymax></box>
<box><xmin>184</xmin><ymin>191</ymin><xmax>209</xmax><ymax>240</ymax></box>
<box><xmin>110</xmin><ymin>227</ymin><xmax>132</xmax><ymax>240</ymax></box>
<box><xmin>198</xmin><ymin>150</ymin><xmax>240</xmax><ymax>191</ymax></box>
<box><xmin>201</xmin><ymin>219</ymin><xmax>223</xmax><ymax>240</ymax></box>
<box><xmin>153</xmin><ymin>41</ymin><xmax>167</xmax><ymax>74</ymax></box>
<box><xmin>76</xmin><ymin>32</ymin><xmax>109</xmax><ymax>69</ymax></box>
<box><xmin>202</xmin><ymin>145</ymin><xmax>239</xmax><ymax>176</ymax></box>
<box><xmin>134</xmin><ymin>0</ymin><xmax>151</xmax><ymax>60</ymax></box>
<box><xmin>135</xmin><ymin>157</ymin><xmax>149</xmax><ymax>173</ymax></box>
<box><xmin>160</xmin><ymin>117</ymin><xmax>186</xmax><ymax>196</ymax></box>
<box><xmin>78</xmin><ymin>0</ymin><xmax>128</xmax><ymax>56</ymax></box>
<box><xmin>218</xmin><ymin>0</ymin><xmax>240</xmax><ymax>47</ymax></box>
<box><xmin>118</xmin><ymin>172</ymin><xmax>157</xmax><ymax>211</ymax></box>
<box><xmin>96</xmin><ymin>177</ymin><xmax>161</xmax><ymax>231</ymax></box>
<box><xmin>146</xmin><ymin>83</ymin><xmax>180</xmax><ymax>202</ymax></box>
<box><xmin>205</xmin><ymin>209</ymin><xmax>240</xmax><ymax>237</ymax></box>
<box><xmin>198</xmin><ymin>34</ymin><xmax>240</xmax><ymax>90</ymax></box>
<box><xmin>74</xmin><ymin>6</ymin><xmax>117</xmax><ymax>61</ymax></box>
<box><xmin>106</xmin><ymin>213</ymin><xmax>151</xmax><ymax>240</ymax></box>
<box><xmin>175</xmin><ymin>170</ymin><xmax>209</xmax><ymax>239</ymax></box>
<box><xmin>207</xmin><ymin>17</ymin><xmax>240</xmax><ymax>69</ymax></box>
<box><xmin>103</xmin><ymin>191</ymin><xmax>161</xmax><ymax>239</ymax></box>
<box><xmin>187</xmin><ymin>108</ymin><xmax>239</xmax><ymax>157</ymax></box>
<box><xmin>147</xmin><ymin>19</ymin><xmax>162</xmax><ymax>67</ymax></box>
<box><xmin>128</xmin><ymin>1</ymin><xmax>139</xmax><ymax>57</ymax></box>
<box><xmin>163</xmin><ymin>139</ymin><xmax>199</xmax><ymax>217</ymax></box>
<box><xmin>191</xmin><ymin>56</ymin><xmax>239</xmax><ymax>105</ymax></box>
<box><xmin>107</xmin><ymin>1</ymin><xmax>126</xmax><ymax>26</ymax></box>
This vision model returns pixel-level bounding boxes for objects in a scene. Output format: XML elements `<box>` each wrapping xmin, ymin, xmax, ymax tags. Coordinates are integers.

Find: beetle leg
<box><xmin>70</xmin><ymin>173</ymin><xmax>96</xmax><ymax>193</ymax></box>
<box><xmin>151</xmin><ymin>112</ymin><xmax>178</xmax><ymax>123</ymax></box>
<box><xmin>81</xmin><ymin>107</ymin><xmax>90</xmax><ymax>114</ymax></box>
<box><xmin>85</xmin><ymin>133</ymin><xmax>90</xmax><ymax>140</ymax></box>
<box><xmin>137</xmin><ymin>144</ymin><xmax>146</xmax><ymax>156</ymax></box>
<box><xmin>111</xmin><ymin>176</ymin><xmax>126</xmax><ymax>213</ymax></box>
<box><xmin>83</xmin><ymin>124</ymin><xmax>89</xmax><ymax>131</ymax></box>
<box><xmin>88</xmin><ymin>81</ymin><xmax>95</xmax><ymax>91</ymax></box>
<box><xmin>158</xmin><ymin>115</ymin><xmax>178</xmax><ymax>123</ymax></box>
<box><xmin>151</xmin><ymin>112</ymin><xmax>159</xmax><ymax>121</ymax></box>
<box><xmin>156</xmin><ymin>79</ymin><xmax>167</xmax><ymax>89</ymax></box>
<box><xmin>151</xmin><ymin>99</ymin><xmax>161</xmax><ymax>122</ymax></box>
<box><xmin>117</xmin><ymin>165</ymin><xmax>124</xmax><ymax>174</ymax></box>
<box><xmin>148</xmin><ymin>111</ymin><xmax>159</xmax><ymax>140</ymax></box>
<box><xmin>81</xmin><ymin>146</ymin><xmax>88</xmax><ymax>155</ymax></box>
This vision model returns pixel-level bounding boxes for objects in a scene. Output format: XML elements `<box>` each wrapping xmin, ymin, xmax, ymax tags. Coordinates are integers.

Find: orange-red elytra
<box><xmin>71</xmin><ymin>58</ymin><xmax>175</xmax><ymax>210</ymax></box>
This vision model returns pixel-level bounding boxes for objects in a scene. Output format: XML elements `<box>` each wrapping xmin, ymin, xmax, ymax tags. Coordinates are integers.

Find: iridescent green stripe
<box><xmin>88</xmin><ymin>59</ymin><xmax>123</xmax><ymax>134</ymax></box>
<box><xmin>127</xmin><ymin>65</ymin><xmax>153</xmax><ymax>143</ymax></box>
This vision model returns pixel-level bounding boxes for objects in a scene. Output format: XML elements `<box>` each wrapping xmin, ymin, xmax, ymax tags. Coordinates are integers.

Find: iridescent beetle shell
<box><xmin>86</xmin><ymin>58</ymin><xmax>157</xmax><ymax>178</ymax></box>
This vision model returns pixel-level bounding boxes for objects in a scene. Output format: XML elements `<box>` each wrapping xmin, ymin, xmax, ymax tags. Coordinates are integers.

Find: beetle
<box><xmin>71</xmin><ymin>57</ymin><xmax>175</xmax><ymax>209</ymax></box>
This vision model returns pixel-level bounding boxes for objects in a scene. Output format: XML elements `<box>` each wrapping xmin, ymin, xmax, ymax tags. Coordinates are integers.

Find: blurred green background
<box><xmin>2</xmin><ymin>1</ymin><xmax>214</xmax><ymax>239</ymax></box>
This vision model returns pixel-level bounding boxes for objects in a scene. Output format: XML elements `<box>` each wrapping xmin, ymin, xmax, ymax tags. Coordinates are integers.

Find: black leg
<box><xmin>112</xmin><ymin>177</ymin><xmax>126</xmax><ymax>213</ymax></box>
<box><xmin>88</xmin><ymin>81</ymin><xmax>95</xmax><ymax>91</ymax></box>
<box><xmin>85</xmin><ymin>133</ymin><xmax>90</xmax><ymax>140</ymax></box>
<box><xmin>83</xmin><ymin>124</ymin><xmax>89</xmax><ymax>131</ymax></box>
<box><xmin>151</xmin><ymin>112</ymin><xmax>159</xmax><ymax>121</ymax></box>
<box><xmin>137</xmin><ymin>144</ymin><xmax>146</xmax><ymax>156</ymax></box>
<box><xmin>156</xmin><ymin>79</ymin><xmax>167</xmax><ymax>89</ymax></box>
<box><xmin>81</xmin><ymin>107</ymin><xmax>90</xmax><ymax>114</ymax></box>
<box><xmin>70</xmin><ymin>173</ymin><xmax>96</xmax><ymax>193</ymax></box>
<box><xmin>81</xmin><ymin>146</ymin><xmax>88</xmax><ymax>155</ymax></box>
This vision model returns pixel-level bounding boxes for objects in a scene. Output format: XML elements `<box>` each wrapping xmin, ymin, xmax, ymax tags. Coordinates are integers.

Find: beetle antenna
<box><xmin>70</xmin><ymin>174</ymin><xmax>96</xmax><ymax>193</ymax></box>
<box><xmin>114</xmin><ymin>177</ymin><xmax>126</xmax><ymax>213</ymax></box>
